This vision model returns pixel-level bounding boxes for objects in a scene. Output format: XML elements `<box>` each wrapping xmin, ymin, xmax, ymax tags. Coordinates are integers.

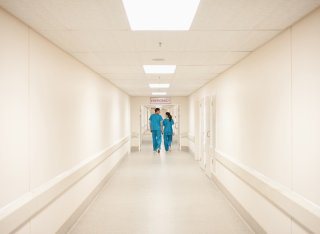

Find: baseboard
<box><xmin>211</xmin><ymin>174</ymin><xmax>266</xmax><ymax>234</ymax></box>
<box><xmin>184</xmin><ymin>145</ymin><xmax>195</xmax><ymax>158</ymax></box>
<box><xmin>57</xmin><ymin>153</ymin><xmax>128</xmax><ymax>234</ymax></box>
<box><xmin>181</xmin><ymin>146</ymin><xmax>189</xmax><ymax>152</ymax></box>
<box><xmin>131</xmin><ymin>146</ymin><xmax>139</xmax><ymax>152</ymax></box>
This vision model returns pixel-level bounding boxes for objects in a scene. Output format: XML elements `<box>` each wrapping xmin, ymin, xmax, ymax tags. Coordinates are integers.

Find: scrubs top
<box><xmin>149</xmin><ymin>114</ymin><xmax>163</xmax><ymax>130</ymax></box>
<box><xmin>163</xmin><ymin>119</ymin><xmax>174</xmax><ymax>134</ymax></box>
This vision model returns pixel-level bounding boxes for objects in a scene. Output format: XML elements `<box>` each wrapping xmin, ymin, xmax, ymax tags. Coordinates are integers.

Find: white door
<box><xmin>209</xmin><ymin>97</ymin><xmax>216</xmax><ymax>174</ymax></box>
<box><xmin>139</xmin><ymin>106</ymin><xmax>143</xmax><ymax>151</ymax></box>
<box><xmin>204</xmin><ymin>96</ymin><xmax>211</xmax><ymax>176</ymax></box>
<box><xmin>171</xmin><ymin>105</ymin><xmax>180</xmax><ymax>150</ymax></box>
<box><xmin>199</xmin><ymin>98</ymin><xmax>206</xmax><ymax>170</ymax></box>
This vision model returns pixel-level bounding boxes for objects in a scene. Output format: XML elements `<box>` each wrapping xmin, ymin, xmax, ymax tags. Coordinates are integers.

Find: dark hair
<box><xmin>155</xmin><ymin>108</ymin><xmax>160</xmax><ymax>113</ymax></box>
<box><xmin>166</xmin><ymin>112</ymin><xmax>172</xmax><ymax>122</ymax></box>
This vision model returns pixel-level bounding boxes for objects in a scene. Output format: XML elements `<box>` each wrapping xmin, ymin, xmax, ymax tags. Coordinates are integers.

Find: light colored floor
<box><xmin>69</xmin><ymin>142</ymin><xmax>253</xmax><ymax>234</ymax></box>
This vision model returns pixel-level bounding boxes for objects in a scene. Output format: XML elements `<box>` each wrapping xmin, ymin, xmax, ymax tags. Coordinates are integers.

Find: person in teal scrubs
<box><xmin>163</xmin><ymin>112</ymin><xmax>174</xmax><ymax>152</ymax></box>
<box><xmin>149</xmin><ymin>108</ymin><xmax>163</xmax><ymax>154</ymax></box>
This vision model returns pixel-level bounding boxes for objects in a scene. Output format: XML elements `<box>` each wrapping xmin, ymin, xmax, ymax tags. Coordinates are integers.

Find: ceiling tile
<box><xmin>176</xmin><ymin>65</ymin><xmax>224</xmax><ymax>74</ymax></box>
<box><xmin>94</xmin><ymin>52</ymin><xmax>140</xmax><ymax>65</ymax></box>
<box><xmin>192</xmin><ymin>0</ymin><xmax>320</xmax><ymax>30</ymax></box>
<box><xmin>174</xmin><ymin>73</ymin><xmax>218</xmax><ymax>80</ymax></box>
<box><xmin>112</xmin><ymin>31</ymin><xmax>136</xmax><ymax>52</ymax></box>
<box><xmin>179</xmin><ymin>51</ymin><xmax>226</xmax><ymax>65</ymax></box>
<box><xmin>0</xmin><ymin>0</ymin><xmax>66</xmax><ymax>30</ymax></box>
<box><xmin>139</xmin><ymin>51</ymin><xmax>181</xmax><ymax>65</ymax></box>
<box><xmin>101</xmin><ymin>74</ymin><xmax>146</xmax><ymax>80</ymax></box>
<box><xmin>92</xmin><ymin>65</ymin><xmax>144</xmax><ymax>74</ymax></box>
<box><xmin>133</xmin><ymin>32</ymin><xmax>188</xmax><ymax>51</ymax></box>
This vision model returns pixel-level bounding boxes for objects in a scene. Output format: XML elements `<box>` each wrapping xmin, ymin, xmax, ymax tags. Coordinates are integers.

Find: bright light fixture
<box><xmin>152</xmin><ymin>92</ymin><xmax>167</xmax><ymax>96</ymax></box>
<box><xmin>122</xmin><ymin>0</ymin><xmax>200</xmax><ymax>30</ymax></box>
<box><xmin>143</xmin><ymin>65</ymin><xmax>176</xmax><ymax>74</ymax></box>
<box><xmin>149</xmin><ymin>83</ymin><xmax>170</xmax><ymax>88</ymax></box>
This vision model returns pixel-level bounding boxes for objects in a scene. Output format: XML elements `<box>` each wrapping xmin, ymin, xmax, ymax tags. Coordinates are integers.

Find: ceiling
<box><xmin>0</xmin><ymin>0</ymin><xmax>319</xmax><ymax>96</ymax></box>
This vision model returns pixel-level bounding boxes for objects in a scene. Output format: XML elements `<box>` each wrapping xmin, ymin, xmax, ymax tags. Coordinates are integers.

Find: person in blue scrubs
<box><xmin>149</xmin><ymin>108</ymin><xmax>163</xmax><ymax>154</ymax></box>
<box><xmin>163</xmin><ymin>112</ymin><xmax>174</xmax><ymax>152</ymax></box>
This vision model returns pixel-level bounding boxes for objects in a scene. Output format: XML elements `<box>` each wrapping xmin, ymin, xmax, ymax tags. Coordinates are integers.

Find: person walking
<box><xmin>163</xmin><ymin>112</ymin><xmax>174</xmax><ymax>152</ymax></box>
<box><xmin>149</xmin><ymin>108</ymin><xmax>163</xmax><ymax>154</ymax></box>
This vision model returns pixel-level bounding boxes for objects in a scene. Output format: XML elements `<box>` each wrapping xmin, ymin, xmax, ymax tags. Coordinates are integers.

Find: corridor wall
<box><xmin>0</xmin><ymin>8</ymin><xmax>130</xmax><ymax>234</ymax></box>
<box><xmin>188</xmin><ymin>8</ymin><xmax>320</xmax><ymax>234</ymax></box>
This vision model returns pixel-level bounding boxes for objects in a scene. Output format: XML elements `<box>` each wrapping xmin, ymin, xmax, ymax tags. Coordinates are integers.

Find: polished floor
<box><xmin>69</xmin><ymin>141</ymin><xmax>253</xmax><ymax>234</ymax></box>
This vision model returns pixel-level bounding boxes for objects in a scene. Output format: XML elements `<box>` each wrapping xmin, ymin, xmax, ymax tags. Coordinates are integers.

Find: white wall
<box><xmin>0</xmin><ymin>8</ymin><xmax>130</xmax><ymax>233</ymax></box>
<box><xmin>189</xmin><ymin>8</ymin><xmax>320</xmax><ymax>234</ymax></box>
<box><xmin>130</xmin><ymin>96</ymin><xmax>189</xmax><ymax>148</ymax></box>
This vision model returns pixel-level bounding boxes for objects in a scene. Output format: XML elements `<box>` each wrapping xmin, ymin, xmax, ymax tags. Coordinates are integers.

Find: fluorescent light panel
<box><xmin>122</xmin><ymin>0</ymin><xmax>200</xmax><ymax>30</ymax></box>
<box><xmin>143</xmin><ymin>65</ymin><xmax>176</xmax><ymax>74</ymax></box>
<box><xmin>149</xmin><ymin>83</ymin><xmax>170</xmax><ymax>88</ymax></box>
<box><xmin>152</xmin><ymin>92</ymin><xmax>167</xmax><ymax>96</ymax></box>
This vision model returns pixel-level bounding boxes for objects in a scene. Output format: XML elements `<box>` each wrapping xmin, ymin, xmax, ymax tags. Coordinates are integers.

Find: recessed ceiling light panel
<box><xmin>122</xmin><ymin>0</ymin><xmax>200</xmax><ymax>30</ymax></box>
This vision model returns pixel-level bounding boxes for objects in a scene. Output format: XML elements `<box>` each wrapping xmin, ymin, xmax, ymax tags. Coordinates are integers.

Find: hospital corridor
<box><xmin>1</xmin><ymin>1</ymin><xmax>320</xmax><ymax>234</ymax></box>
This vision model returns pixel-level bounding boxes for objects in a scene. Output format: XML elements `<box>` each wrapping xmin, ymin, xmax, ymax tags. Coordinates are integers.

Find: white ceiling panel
<box><xmin>145</xmin><ymin>74</ymin><xmax>175</xmax><ymax>80</ymax></box>
<box><xmin>112</xmin><ymin>31</ymin><xmax>136</xmax><ymax>52</ymax></box>
<box><xmin>37</xmin><ymin>0</ymin><xmax>113</xmax><ymax>30</ymax></box>
<box><xmin>110</xmin><ymin>79</ymin><xmax>148</xmax><ymax>87</ymax></box>
<box><xmin>133</xmin><ymin>32</ymin><xmax>188</xmax><ymax>51</ymax></box>
<box><xmin>176</xmin><ymin>65</ymin><xmax>230</xmax><ymax>74</ymax></box>
<box><xmin>111</xmin><ymin>78</ymin><xmax>172</xmax><ymax>85</ymax></box>
<box><xmin>0</xmin><ymin>0</ymin><xmax>66</xmax><ymax>30</ymax></box>
<box><xmin>184</xmin><ymin>31</ymin><xmax>236</xmax><ymax>51</ymax></box>
<box><xmin>179</xmin><ymin>51</ymin><xmax>226</xmax><ymax>65</ymax></box>
<box><xmin>39</xmin><ymin>30</ymin><xmax>118</xmax><ymax>53</ymax></box>
<box><xmin>93</xmin><ymin>65</ymin><xmax>144</xmax><ymax>74</ymax></box>
<box><xmin>101</xmin><ymin>74</ymin><xmax>146</xmax><ymax>80</ymax></box>
<box><xmin>1</xmin><ymin>0</ymin><xmax>319</xmax><ymax>96</ymax></box>
<box><xmin>94</xmin><ymin>52</ymin><xmax>140</xmax><ymax>66</ymax></box>
<box><xmin>139</xmin><ymin>52</ymin><xmax>181</xmax><ymax>65</ymax></box>
<box><xmin>192</xmin><ymin>0</ymin><xmax>320</xmax><ymax>30</ymax></box>
<box><xmin>184</xmin><ymin>30</ymin><xmax>280</xmax><ymax>52</ymax></box>
<box><xmin>254</xmin><ymin>0</ymin><xmax>320</xmax><ymax>30</ymax></box>
<box><xmin>174</xmin><ymin>73</ymin><xmax>218</xmax><ymax>80</ymax></box>
<box><xmin>172</xmin><ymin>79</ymin><xmax>211</xmax><ymax>87</ymax></box>
<box><xmin>98</xmin><ymin>0</ymin><xmax>130</xmax><ymax>30</ymax></box>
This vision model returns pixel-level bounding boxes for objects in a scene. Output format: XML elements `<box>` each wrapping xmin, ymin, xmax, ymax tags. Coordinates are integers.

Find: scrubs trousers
<box><xmin>152</xmin><ymin>130</ymin><xmax>162</xmax><ymax>151</ymax></box>
<box><xmin>164</xmin><ymin>134</ymin><xmax>173</xmax><ymax>151</ymax></box>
